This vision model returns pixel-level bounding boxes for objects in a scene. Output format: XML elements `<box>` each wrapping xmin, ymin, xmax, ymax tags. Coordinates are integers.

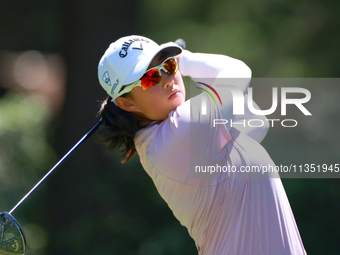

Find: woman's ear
<box><xmin>115</xmin><ymin>96</ymin><xmax>139</xmax><ymax>113</ymax></box>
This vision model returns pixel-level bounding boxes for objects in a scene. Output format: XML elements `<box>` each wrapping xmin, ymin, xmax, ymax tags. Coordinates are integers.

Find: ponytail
<box><xmin>97</xmin><ymin>96</ymin><xmax>144</xmax><ymax>163</ymax></box>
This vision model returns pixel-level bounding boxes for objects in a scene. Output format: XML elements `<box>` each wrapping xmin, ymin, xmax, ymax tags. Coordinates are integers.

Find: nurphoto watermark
<box><xmin>189</xmin><ymin>78</ymin><xmax>340</xmax><ymax>179</ymax></box>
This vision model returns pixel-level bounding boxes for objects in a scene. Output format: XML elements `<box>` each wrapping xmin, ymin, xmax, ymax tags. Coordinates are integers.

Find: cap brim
<box><xmin>123</xmin><ymin>42</ymin><xmax>182</xmax><ymax>85</ymax></box>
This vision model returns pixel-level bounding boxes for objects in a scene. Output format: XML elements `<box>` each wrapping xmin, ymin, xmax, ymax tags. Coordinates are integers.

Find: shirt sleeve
<box><xmin>233</xmin><ymin>94</ymin><xmax>269</xmax><ymax>143</ymax></box>
<box><xmin>178</xmin><ymin>50</ymin><xmax>252</xmax><ymax>131</ymax></box>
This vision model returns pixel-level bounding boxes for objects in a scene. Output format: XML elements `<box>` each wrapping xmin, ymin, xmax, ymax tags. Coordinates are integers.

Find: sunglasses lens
<box><xmin>139</xmin><ymin>58</ymin><xmax>178</xmax><ymax>90</ymax></box>
<box><xmin>163</xmin><ymin>58</ymin><xmax>178</xmax><ymax>75</ymax></box>
<box><xmin>140</xmin><ymin>68</ymin><xmax>161</xmax><ymax>90</ymax></box>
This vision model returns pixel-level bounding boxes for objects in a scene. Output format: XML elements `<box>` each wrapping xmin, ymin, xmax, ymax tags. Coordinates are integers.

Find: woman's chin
<box><xmin>170</xmin><ymin>93</ymin><xmax>185</xmax><ymax>107</ymax></box>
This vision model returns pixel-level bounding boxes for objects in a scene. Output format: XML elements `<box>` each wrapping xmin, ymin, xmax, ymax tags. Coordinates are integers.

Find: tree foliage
<box><xmin>0</xmin><ymin>0</ymin><xmax>339</xmax><ymax>254</ymax></box>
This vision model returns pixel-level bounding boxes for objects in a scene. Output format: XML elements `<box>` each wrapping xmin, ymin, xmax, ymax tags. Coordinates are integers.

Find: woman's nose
<box><xmin>161</xmin><ymin>71</ymin><xmax>173</xmax><ymax>89</ymax></box>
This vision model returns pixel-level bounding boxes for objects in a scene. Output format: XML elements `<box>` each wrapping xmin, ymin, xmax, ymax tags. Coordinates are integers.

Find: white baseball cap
<box><xmin>98</xmin><ymin>35</ymin><xmax>182</xmax><ymax>101</ymax></box>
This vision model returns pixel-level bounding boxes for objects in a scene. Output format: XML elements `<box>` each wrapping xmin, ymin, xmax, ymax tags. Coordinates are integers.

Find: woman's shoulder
<box><xmin>135</xmin><ymin>94</ymin><xmax>231</xmax><ymax>153</ymax></box>
<box><xmin>134</xmin><ymin>100</ymin><xmax>192</xmax><ymax>151</ymax></box>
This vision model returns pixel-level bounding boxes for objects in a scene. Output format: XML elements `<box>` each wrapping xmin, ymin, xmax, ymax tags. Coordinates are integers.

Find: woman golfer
<box><xmin>97</xmin><ymin>35</ymin><xmax>307</xmax><ymax>255</ymax></box>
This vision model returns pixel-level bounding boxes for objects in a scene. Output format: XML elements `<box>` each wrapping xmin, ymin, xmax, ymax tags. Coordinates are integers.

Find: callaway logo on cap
<box><xmin>98</xmin><ymin>35</ymin><xmax>182</xmax><ymax>101</ymax></box>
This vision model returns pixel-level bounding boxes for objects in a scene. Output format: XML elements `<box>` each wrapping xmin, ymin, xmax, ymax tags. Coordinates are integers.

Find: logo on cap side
<box><xmin>102</xmin><ymin>71</ymin><xmax>111</xmax><ymax>86</ymax></box>
<box><xmin>111</xmin><ymin>79</ymin><xmax>119</xmax><ymax>95</ymax></box>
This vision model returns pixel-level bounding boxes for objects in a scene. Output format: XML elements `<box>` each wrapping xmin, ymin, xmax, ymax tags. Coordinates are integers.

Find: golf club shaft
<box><xmin>9</xmin><ymin>38</ymin><xmax>185</xmax><ymax>215</ymax></box>
<box><xmin>9</xmin><ymin>118</ymin><xmax>104</xmax><ymax>215</ymax></box>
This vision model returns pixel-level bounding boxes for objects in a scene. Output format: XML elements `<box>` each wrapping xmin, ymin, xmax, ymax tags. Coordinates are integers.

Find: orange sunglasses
<box><xmin>114</xmin><ymin>57</ymin><xmax>178</xmax><ymax>100</ymax></box>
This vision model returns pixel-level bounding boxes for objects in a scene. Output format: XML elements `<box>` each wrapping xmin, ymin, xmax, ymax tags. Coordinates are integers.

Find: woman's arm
<box><xmin>179</xmin><ymin>50</ymin><xmax>251</xmax><ymax>86</ymax></box>
<box><xmin>178</xmin><ymin>50</ymin><xmax>252</xmax><ymax>129</ymax></box>
<box><xmin>233</xmin><ymin>94</ymin><xmax>269</xmax><ymax>143</ymax></box>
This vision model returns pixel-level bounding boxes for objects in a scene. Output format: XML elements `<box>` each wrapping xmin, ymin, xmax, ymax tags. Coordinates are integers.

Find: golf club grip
<box><xmin>175</xmin><ymin>38</ymin><xmax>186</xmax><ymax>49</ymax></box>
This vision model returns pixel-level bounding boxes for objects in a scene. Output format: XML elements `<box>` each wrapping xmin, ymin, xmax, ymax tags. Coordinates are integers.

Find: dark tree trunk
<box><xmin>47</xmin><ymin>1</ymin><xmax>137</xmax><ymax>253</ymax></box>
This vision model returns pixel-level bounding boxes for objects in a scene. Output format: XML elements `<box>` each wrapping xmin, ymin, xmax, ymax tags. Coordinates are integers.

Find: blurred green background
<box><xmin>0</xmin><ymin>0</ymin><xmax>339</xmax><ymax>254</ymax></box>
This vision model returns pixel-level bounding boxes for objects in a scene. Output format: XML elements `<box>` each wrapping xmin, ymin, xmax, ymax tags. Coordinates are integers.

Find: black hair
<box><xmin>97</xmin><ymin>96</ymin><xmax>149</xmax><ymax>163</ymax></box>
